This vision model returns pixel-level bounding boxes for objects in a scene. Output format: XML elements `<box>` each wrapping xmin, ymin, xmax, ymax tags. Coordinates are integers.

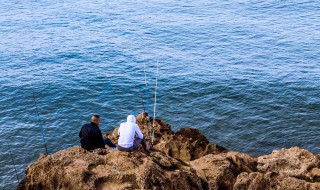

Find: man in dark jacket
<box><xmin>79</xmin><ymin>115</ymin><xmax>116</xmax><ymax>151</ymax></box>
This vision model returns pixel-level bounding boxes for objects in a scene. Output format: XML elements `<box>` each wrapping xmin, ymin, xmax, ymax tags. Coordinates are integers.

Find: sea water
<box><xmin>0</xmin><ymin>0</ymin><xmax>319</xmax><ymax>188</ymax></box>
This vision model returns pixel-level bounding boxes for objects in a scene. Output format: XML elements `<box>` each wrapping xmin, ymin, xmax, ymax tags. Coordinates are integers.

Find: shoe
<box><xmin>145</xmin><ymin>144</ymin><xmax>151</xmax><ymax>153</ymax></box>
<box><xmin>110</xmin><ymin>147</ymin><xmax>118</xmax><ymax>150</ymax></box>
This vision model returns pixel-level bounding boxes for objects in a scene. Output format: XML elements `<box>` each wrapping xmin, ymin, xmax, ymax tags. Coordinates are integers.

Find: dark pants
<box><xmin>117</xmin><ymin>137</ymin><xmax>148</xmax><ymax>152</ymax></box>
<box><xmin>104</xmin><ymin>138</ymin><xmax>116</xmax><ymax>148</ymax></box>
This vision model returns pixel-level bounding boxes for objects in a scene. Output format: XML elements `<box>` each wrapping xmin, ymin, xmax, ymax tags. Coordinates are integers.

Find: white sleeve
<box><xmin>135</xmin><ymin>124</ymin><xmax>144</xmax><ymax>139</ymax></box>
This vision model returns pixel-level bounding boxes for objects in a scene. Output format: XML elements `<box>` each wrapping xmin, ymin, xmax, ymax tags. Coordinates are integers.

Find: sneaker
<box><xmin>110</xmin><ymin>147</ymin><xmax>118</xmax><ymax>150</ymax></box>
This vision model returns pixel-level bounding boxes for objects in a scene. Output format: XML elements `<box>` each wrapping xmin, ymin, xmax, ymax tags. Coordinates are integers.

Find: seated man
<box><xmin>79</xmin><ymin>115</ymin><xmax>116</xmax><ymax>151</ymax></box>
<box><xmin>117</xmin><ymin>115</ymin><xmax>150</xmax><ymax>153</ymax></box>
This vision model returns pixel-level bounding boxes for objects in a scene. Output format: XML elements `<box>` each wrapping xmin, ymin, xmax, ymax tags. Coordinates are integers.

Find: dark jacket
<box><xmin>79</xmin><ymin>122</ymin><xmax>105</xmax><ymax>151</ymax></box>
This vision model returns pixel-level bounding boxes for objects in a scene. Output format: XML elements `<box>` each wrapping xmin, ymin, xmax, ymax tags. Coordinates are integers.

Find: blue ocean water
<box><xmin>0</xmin><ymin>0</ymin><xmax>319</xmax><ymax>188</ymax></box>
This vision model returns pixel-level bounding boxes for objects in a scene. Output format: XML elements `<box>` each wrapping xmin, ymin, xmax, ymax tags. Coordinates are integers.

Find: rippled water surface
<box><xmin>1</xmin><ymin>0</ymin><xmax>320</xmax><ymax>188</ymax></box>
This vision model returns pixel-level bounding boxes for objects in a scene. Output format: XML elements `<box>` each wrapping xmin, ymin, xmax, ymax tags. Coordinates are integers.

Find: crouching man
<box><xmin>117</xmin><ymin>115</ymin><xmax>150</xmax><ymax>153</ymax></box>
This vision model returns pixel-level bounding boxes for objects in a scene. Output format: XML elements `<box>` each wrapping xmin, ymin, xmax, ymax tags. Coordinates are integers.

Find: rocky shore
<box><xmin>18</xmin><ymin>113</ymin><xmax>320</xmax><ymax>190</ymax></box>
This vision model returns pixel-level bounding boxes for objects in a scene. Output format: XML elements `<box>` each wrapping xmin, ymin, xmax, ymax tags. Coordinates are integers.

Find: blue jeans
<box><xmin>103</xmin><ymin>138</ymin><xmax>116</xmax><ymax>148</ymax></box>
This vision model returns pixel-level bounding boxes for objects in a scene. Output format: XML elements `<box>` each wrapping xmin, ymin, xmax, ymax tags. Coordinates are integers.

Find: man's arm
<box><xmin>94</xmin><ymin>127</ymin><xmax>105</xmax><ymax>149</ymax></box>
<box><xmin>135</xmin><ymin>124</ymin><xmax>144</xmax><ymax>139</ymax></box>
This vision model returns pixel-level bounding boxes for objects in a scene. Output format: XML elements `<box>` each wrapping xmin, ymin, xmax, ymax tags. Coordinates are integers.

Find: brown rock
<box><xmin>233</xmin><ymin>147</ymin><xmax>320</xmax><ymax>190</ymax></box>
<box><xmin>310</xmin><ymin>168</ymin><xmax>320</xmax><ymax>182</ymax></box>
<box><xmin>19</xmin><ymin>114</ymin><xmax>320</xmax><ymax>190</ymax></box>
<box><xmin>106</xmin><ymin>112</ymin><xmax>227</xmax><ymax>162</ymax></box>
<box><xmin>190</xmin><ymin>151</ymin><xmax>258</xmax><ymax>190</ymax></box>
<box><xmin>18</xmin><ymin>146</ymin><xmax>205</xmax><ymax>190</ymax></box>
<box><xmin>136</xmin><ymin>112</ymin><xmax>227</xmax><ymax>162</ymax></box>
<box><xmin>257</xmin><ymin>147</ymin><xmax>320</xmax><ymax>181</ymax></box>
<box><xmin>234</xmin><ymin>172</ymin><xmax>320</xmax><ymax>190</ymax></box>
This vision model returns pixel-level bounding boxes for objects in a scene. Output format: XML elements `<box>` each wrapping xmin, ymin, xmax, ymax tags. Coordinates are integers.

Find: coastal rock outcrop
<box><xmin>189</xmin><ymin>147</ymin><xmax>320</xmax><ymax>190</ymax></box>
<box><xmin>109</xmin><ymin>112</ymin><xmax>227</xmax><ymax>162</ymax></box>
<box><xmin>18</xmin><ymin>113</ymin><xmax>320</xmax><ymax>190</ymax></box>
<box><xmin>233</xmin><ymin>147</ymin><xmax>320</xmax><ymax>190</ymax></box>
<box><xmin>190</xmin><ymin>151</ymin><xmax>258</xmax><ymax>190</ymax></box>
<box><xmin>257</xmin><ymin>147</ymin><xmax>320</xmax><ymax>181</ymax></box>
<box><xmin>18</xmin><ymin>147</ymin><xmax>206</xmax><ymax>190</ymax></box>
<box><xmin>234</xmin><ymin>172</ymin><xmax>320</xmax><ymax>190</ymax></box>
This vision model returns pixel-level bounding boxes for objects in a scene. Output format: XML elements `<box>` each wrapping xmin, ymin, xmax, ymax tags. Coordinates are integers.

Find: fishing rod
<box><xmin>30</xmin><ymin>84</ymin><xmax>48</xmax><ymax>155</ymax></box>
<box><xmin>151</xmin><ymin>61</ymin><xmax>159</xmax><ymax>146</ymax></box>
<box><xmin>142</xmin><ymin>62</ymin><xmax>152</xmax><ymax>145</ymax></box>
<box><xmin>132</xmin><ymin>31</ymin><xmax>158</xmax><ymax>146</ymax></box>
<box><xmin>143</xmin><ymin>62</ymin><xmax>149</xmax><ymax>113</ymax></box>
<box><xmin>142</xmin><ymin>61</ymin><xmax>157</xmax><ymax>147</ymax></box>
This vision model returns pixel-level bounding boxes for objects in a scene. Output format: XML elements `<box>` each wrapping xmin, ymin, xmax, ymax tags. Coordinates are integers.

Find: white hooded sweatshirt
<box><xmin>118</xmin><ymin>115</ymin><xmax>144</xmax><ymax>148</ymax></box>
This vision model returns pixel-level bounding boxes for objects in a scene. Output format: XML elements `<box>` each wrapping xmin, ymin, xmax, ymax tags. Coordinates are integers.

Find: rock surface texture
<box><xmin>18</xmin><ymin>147</ymin><xmax>205</xmax><ymax>190</ymax></box>
<box><xmin>18</xmin><ymin>113</ymin><xmax>320</xmax><ymax>190</ymax></box>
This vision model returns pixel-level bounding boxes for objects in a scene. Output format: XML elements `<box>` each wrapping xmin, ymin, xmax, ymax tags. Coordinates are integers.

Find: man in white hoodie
<box><xmin>117</xmin><ymin>115</ymin><xmax>150</xmax><ymax>153</ymax></box>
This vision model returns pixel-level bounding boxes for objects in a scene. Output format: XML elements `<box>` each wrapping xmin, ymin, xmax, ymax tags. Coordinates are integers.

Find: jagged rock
<box><xmin>257</xmin><ymin>147</ymin><xmax>320</xmax><ymax>181</ymax></box>
<box><xmin>18</xmin><ymin>146</ymin><xmax>206</xmax><ymax>190</ymax></box>
<box><xmin>190</xmin><ymin>151</ymin><xmax>258</xmax><ymax>190</ymax></box>
<box><xmin>233</xmin><ymin>147</ymin><xmax>320</xmax><ymax>190</ymax></box>
<box><xmin>234</xmin><ymin>172</ymin><xmax>320</xmax><ymax>190</ymax></box>
<box><xmin>155</xmin><ymin>128</ymin><xmax>227</xmax><ymax>162</ymax></box>
<box><xmin>136</xmin><ymin>112</ymin><xmax>174</xmax><ymax>144</ymax></box>
<box><xmin>108</xmin><ymin>112</ymin><xmax>227</xmax><ymax>162</ymax></box>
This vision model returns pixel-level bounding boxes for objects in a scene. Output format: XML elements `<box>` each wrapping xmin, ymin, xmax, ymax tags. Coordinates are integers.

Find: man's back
<box><xmin>118</xmin><ymin>115</ymin><xmax>144</xmax><ymax>148</ymax></box>
<box><xmin>118</xmin><ymin>122</ymin><xmax>136</xmax><ymax>148</ymax></box>
<box><xmin>79</xmin><ymin>122</ymin><xmax>104</xmax><ymax>151</ymax></box>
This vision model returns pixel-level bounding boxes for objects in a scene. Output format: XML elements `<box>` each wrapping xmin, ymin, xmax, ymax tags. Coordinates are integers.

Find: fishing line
<box><xmin>142</xmin><ymin>62</ymin><xmax>153</xmax><ymax>145</ymax></box>
<box><xmin>8</xmin><ymin>143</ymin><xmax>20</xmax><ymax>184</ymax></box>
<box><xmin>131</xmin><ymin>32</ymin><xmax>151</xmax><ymax>114</ymax></box>
<box><xmin>151</xmin><ymin>61</ymin><xmax>159</xmax><ymax>145</ymax></box>
<box><xmin>30</xmin><ymin>83</ymin><xmax>48</xmax><ymax>155</ymax></box>
<box><xmin>137</xmin><ymin>62</ymin><xmax>146</xmax><ymax>113</ymax></box>
<box><xmin>143</xmin><ymin>62</ymin><xmax>150</xmax><ymax>113</ymax></box>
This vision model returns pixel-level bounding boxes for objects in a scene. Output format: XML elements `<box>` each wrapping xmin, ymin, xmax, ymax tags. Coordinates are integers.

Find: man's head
<box><xmin>91</xmin><ymin>115</ymin><xmax>100</xmax><ymax>125</ymax></box>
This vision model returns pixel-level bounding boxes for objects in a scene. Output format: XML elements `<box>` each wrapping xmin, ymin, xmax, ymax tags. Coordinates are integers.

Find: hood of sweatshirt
<box><xmin>127</xmin><ymin>115</ymin><xmax>136</xmax><ymax>123</ymax></box>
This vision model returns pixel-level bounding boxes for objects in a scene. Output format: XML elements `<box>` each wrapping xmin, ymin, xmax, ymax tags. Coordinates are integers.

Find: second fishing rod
<box><xmin>142</xmin><ymin>61</ymin><xmax>159</xmax><ymax>147</ymax></box>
